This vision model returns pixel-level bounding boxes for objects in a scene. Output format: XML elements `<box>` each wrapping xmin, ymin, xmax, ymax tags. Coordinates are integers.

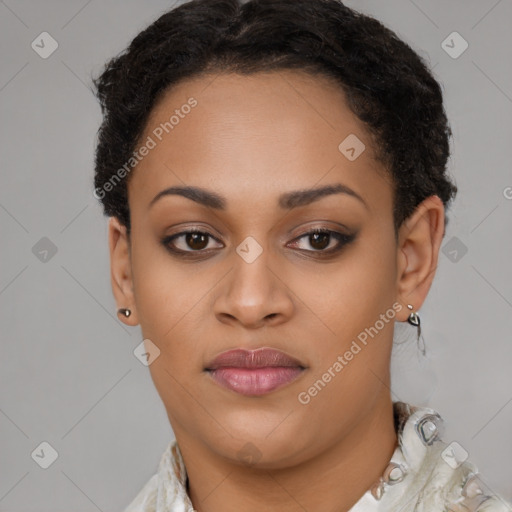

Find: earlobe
<box><xmin>108</xmin><ymin>216</ymin><xmax>138</xmax><ymax>326</ymax></box>
<box><xmin>395</xmin><ymin>195</ymin><xmax>445</xmax><ymax>321</ymax></box>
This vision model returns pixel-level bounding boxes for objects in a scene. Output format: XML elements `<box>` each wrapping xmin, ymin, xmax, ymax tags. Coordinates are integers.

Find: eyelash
<box><xmin>161</xmin><ymin>227</ymin><xmax>356</xmax><ymax>258</ymax></box>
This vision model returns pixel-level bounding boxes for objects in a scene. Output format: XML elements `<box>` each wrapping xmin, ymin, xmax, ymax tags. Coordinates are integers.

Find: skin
<box><xmin>108</xmin><ymin>70</ymin><xmax>445</xmax><ymax>512</ymax></box>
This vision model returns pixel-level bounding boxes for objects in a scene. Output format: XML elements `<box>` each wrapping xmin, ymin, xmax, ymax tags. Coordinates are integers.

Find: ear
<box><xmin>108</xmin><ymin>216</ymin><xmax>139</xmax><ymax>326</ymax></box>
<box><xmin>395</xmin><ymin>195</ymin><xmax>446</xmax><ymax>321</ymax></box>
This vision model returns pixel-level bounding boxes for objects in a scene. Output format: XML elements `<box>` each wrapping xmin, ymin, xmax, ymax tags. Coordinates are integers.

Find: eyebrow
<box><xmin>148</xmin><ymin>183</ymin><xmax>368</xmax><ymax>210</ymax></box>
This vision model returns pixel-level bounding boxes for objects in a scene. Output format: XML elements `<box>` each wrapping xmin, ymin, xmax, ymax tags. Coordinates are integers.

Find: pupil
<box><xmin>183</xmin><ymin>232</ymin><xmax>331</xmax><ymax>251</ymax></box>
<box><xmin>311</xmin><ymin>232</ymin><xmax>329</xmax><ymax>250</ymax></box>
<box><xmin>187</xmin><ymin>232</ymin><xmax>208</xmax><ymax>250</ymax></box>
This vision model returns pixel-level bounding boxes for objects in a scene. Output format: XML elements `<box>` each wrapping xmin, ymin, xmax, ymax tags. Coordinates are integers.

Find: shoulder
<box><xmin>122</xmin><ymin>439</ymin><xmax>194</xmax><ymax>512</ymax></box>
<box><xmin>122</xmin><ymin>441</ymin><xmax>174</xmax><ymax>512</ymax></box>
<box><xmin>385</xmin><ymin>402</ymin><xmax>512</xmax><ymax>512</ymax></box>
<box><xmin>123</xmin><ymin>473</ymin><xmax>159</xmax><ymax>512</ymax></box>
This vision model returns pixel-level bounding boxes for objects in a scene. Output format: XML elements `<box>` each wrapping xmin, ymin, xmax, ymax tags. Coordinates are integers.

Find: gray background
<box><xmin>0</xmin><ymin>0</ymin><xmax>511</xmax><ymax>510</ymax></box>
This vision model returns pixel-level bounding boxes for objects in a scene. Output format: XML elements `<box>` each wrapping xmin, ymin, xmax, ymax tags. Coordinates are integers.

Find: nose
<box><xmin>212</xmin><ymin>246</ymin><xmax>295</xmax><ymax>329</ymax></box>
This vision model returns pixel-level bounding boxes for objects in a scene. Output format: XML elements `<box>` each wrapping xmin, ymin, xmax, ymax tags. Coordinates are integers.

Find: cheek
<box><xmin>129</xmin><ymin>229</ymin><xmax>220</xmax><ymax>376</ymax></box>
<box><xmin>291</xmin><ymin>237</ymin><xmax>398</xmax><ymax>438</ymax></box>
<box><xmin>130</xmin><ymin>242</ymin><xmax>204</xmax><ymax>410</ymax></box>
<box><xmin>292</xmin><ymin>227</ymin><xmax>398</xmax><ymax>342</ymax></box>
<box><xmin>130</xmin><ymin>230</ymin><xmax>192</xmax><ymax>345</ymax></box>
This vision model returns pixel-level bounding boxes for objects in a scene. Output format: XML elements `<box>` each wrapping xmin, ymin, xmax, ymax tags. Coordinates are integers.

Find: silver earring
<box><xmin>118</xmin><ymin>308</ymin><xmax>131</xmax><ymax>318</ymax></box>
<box><xmin>407</xmin><ymin>304</ymin><xmax>426</xmax><ymax>356</ymax></box>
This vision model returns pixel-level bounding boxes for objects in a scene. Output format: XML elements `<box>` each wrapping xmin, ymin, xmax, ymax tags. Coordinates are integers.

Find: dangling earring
<box><xmin>117</xmin><ymin>308</ymin><xmax>131</xmax><ymax>318</ymax></box>
<box><xmin>407</xmin><ymin>304</ymin><xmax>426</xmax><ymax>356</ymax></box>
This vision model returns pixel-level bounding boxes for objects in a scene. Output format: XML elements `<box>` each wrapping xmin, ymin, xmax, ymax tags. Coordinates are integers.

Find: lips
<box><xmin>205</xmin><ymin>347</ymin><xmax>305</xmax><ymax>370</ymax></box>
<box><xmin>205</xmin><ymin>348</ymin><xmax>306</xmax><ymax>396</ymax></box>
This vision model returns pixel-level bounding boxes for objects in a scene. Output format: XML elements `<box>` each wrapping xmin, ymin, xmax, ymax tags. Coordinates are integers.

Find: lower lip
<box><xmin>207</xmin><ymin>367</ymin><xmax>305</xmax><ymax>396</ymax></box>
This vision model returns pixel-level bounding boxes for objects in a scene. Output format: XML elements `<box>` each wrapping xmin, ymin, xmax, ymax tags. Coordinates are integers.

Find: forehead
<box><xmin>128</xmin><ymin>70</ymin><xmax>391</xmax><ymax>216</ymax></box>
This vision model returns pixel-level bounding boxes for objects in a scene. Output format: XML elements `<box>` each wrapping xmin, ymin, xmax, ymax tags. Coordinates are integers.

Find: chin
<box><xmin>205</xmin><ymin>422</ymin><xmax>312</xmax><ymax>470</ymax></box>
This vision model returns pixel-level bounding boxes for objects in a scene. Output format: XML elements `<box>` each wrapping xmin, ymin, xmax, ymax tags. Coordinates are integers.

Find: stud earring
<box><xmin>407</xmin><ymin>304</ymin><xmax>426</xmax><ymax>356</ymax></box>
<box><xmin>117</xmin><ymin>308</ymin><xmax>131</xmax><ymax>318</ymax></box>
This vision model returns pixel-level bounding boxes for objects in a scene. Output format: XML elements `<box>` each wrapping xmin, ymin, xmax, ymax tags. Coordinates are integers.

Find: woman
<box><xmin>92</xmin><ymin>0</ymin><xmax>511</xmax><ymax>510</ymax></box>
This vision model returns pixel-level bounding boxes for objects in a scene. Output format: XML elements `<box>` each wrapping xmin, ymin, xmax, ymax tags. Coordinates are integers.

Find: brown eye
<box><xmin>288</xmin><ymin>228</ymin><xmax>355</xmax><ymax>255</ymax></box>
<box><xmin>162</xmin><ymin>229</ymin><xmax>223</xmax><ymax>254</ymax></box>
<box><xmin>162</xmin><ymin>227</ymin><xmax>356</xmax><ymax>259</ymax></box>
<box><xmin>308</xmin><ymin>231</ymin><xmax>331</xmax><ymax>250</ymax></box>
<box><xmin>185</xmin><ymin>232</ymin><xmax>209</xmax><ymax>250</ymax></box>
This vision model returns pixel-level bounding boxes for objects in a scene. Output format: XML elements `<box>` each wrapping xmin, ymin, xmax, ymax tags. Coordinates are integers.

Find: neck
<box><xmin>174</xmin><ymin>395</ymin><xmax>397</xmax><ymax>512</ymax></box>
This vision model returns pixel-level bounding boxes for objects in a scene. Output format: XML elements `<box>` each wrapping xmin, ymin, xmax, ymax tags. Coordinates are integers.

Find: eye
<box><xmin>161</xmin><ymin>227</ymin><xmax>356</xmax><ymax>257</ymax></box>
<box><xmin>287</xmin><ymin>228</ymin><xmax>355</xmax><ymax>254</ymax></box>
<box><xmin>162</xmin><ymin>228</ymin><xmax>223</xmax><ymax>254</ymax></box>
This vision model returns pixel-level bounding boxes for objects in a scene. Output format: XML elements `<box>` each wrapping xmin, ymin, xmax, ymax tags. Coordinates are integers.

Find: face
<box><xmin>109</xmin><ymin>70</ymin><xmax>443</xmax><ymax>468</ymax></box>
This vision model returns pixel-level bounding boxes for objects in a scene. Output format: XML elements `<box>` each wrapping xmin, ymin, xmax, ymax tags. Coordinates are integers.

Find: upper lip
<box><xmin>205</xmin><ymin>348</ymin><xmax>305</xmax><ymax>370</ymax></box>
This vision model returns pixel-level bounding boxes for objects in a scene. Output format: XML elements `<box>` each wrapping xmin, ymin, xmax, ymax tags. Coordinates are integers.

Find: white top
<box><xmin>124</xmin><ymin>402</ymin><xmax>511</xmax><ymax>511</ymax></box>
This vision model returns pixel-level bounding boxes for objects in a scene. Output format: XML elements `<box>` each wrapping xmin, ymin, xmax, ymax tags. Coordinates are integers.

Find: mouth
<box><xmin>204</xmin><ymin>347</ymin><xmax>307</xmax><ymax>396</ymax></box>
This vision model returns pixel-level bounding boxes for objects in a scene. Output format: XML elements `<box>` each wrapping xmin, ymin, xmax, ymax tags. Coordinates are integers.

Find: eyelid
<box><xmin>162</xmin><ymin>227</ymin><xmax>224</xmax><ymax>253</ymax></box>
<box><xmin>161</xmin><ymin>225</ymin><xmax>356</xmax><ymax>257</ymax></box>
<box><xmin>288</xmin><ymin>228</ymin><xmax>355</xmax><ymax>254</ymax></box>
<box><xmin>287</xmin><ymin>221</ymin><xmax>352</xmax><ymax>238</ymax></box>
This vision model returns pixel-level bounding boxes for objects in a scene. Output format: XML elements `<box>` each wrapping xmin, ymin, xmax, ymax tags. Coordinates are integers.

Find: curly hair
<box><xmin>92</xmin><ymin>0</ymin><xmax>457</xmax><ymax>236</ymax></box>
